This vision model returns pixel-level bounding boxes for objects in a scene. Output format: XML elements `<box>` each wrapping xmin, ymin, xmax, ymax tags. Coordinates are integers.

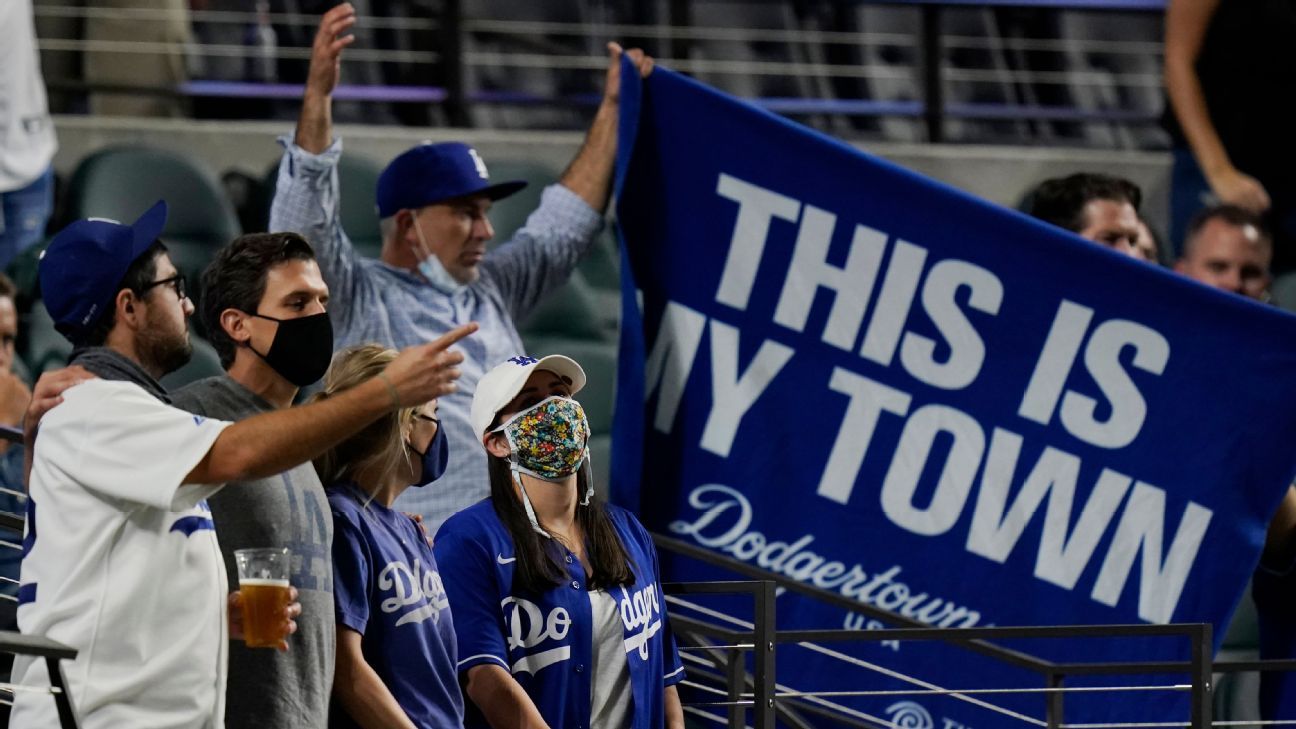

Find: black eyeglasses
<box><xmin>414</xmin><ymin>412</ymin><xmax>439</xmax><ymax>425</ymax></box>
<box><xmin>143</xmin><ymin>274</ymin><xmax>186</xmax><ymax>301</ymax></box>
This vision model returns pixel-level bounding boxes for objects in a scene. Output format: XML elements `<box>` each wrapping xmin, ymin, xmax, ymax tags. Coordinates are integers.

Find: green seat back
<box><xmin>483</xmin><ymin>160</ymin><xmax>562</xmax><ymax>245</ymax></box>
<box><xmin>518</xmin><ymin>335</ymin><xmax>617</xmax><ymax>435</ymax></box>
<box><xmin>518</xmin><ymin>271</ymin><xmax>611</xmax><ymax>341</ymax></box>
<box><xmin>264</xmin><ymin>153</ymin><xmax>385</xmax><ymax>259</ymax></box>
<box><xmin>64</xmin><ymin>146</ymin><xmax>241</xmax><ymax>334</ymax></box>
<box><xmin>336</xmin><ymin>154</ymin><xmax>385</xmax><ymax>260</ymax></box>
<box><xmin>21</xmin><ymin>304</ymin><xmax>72</xmax><ymax>376</ymax></box>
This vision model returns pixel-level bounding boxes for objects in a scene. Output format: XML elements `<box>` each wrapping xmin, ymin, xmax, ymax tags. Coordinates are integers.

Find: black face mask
<box><xmin>246</xmin><ymin>311</ymin><xmax>334</xmax><ymax>387</ymax></box>
<box><xmin>409</xmin><ymin>424</ymin><xmax>449</xmax><ymax>487</ymax></box>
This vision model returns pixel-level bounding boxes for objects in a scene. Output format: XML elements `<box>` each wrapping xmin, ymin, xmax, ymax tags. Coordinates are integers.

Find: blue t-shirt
<box><xmin>433</xmin><ymin>500</ymin><xmax>685</xmax><ymax>729</ymax></box>
<box><xmin>328</xmin><ymin>483</ymin><xmax>464</xmax><ymax>729</ymax></box>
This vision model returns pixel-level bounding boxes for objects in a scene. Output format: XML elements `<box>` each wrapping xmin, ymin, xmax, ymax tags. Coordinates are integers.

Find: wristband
<box><xmin>377</xmin><ymin>372</ymin><xmax>401</xmax><ymax>409</ymax></box>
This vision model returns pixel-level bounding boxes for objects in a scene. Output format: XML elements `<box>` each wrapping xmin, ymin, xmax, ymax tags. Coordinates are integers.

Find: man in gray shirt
<box><xmin>270</xmin><ymin>3</ymin><xmax>654</xmax><ymax>529</ymax></box>
<box><xmin>173</xmin><ymin>231</ymin><xmax>338</xmax><ymax>729</ymax></box>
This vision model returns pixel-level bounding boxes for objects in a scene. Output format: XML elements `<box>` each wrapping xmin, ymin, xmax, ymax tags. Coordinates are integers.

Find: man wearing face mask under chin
<box><xmin>171</xmin><ymin>232</ymin><xmax>346</xmax><ymax>729</ymax></box>
<box><xmin>271</xmin><ymin>4</ymin><xmax>656</xmax><ymax>533</ymax></box>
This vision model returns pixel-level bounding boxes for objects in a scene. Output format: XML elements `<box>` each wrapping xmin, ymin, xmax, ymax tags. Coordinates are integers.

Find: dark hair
<box><xmin>1026</xmin><ymin>173</ymin><xmax>1142</xmax><ymax>233</ymax></box>
<box><xmin>77</xmin><ymin>240</ymin><xmax>168</xmax><ymax>348</ymax></box>
<box><xmin>0</xmin><ymin>272</ymin><xmax>16</xmax><ymax>303</ymax></box>
<box><xmin>201</xmin><ymin>232</ymin><xmax>316</xmax><ymax>369</ymax></box>
<box><xmin>487</xmin><ymin>454</ymin><xmax>635</xmax><ymax>595</ymax></box>
<box><xmin>1184</xmin><ymin>204</ymin><xmax>1272</xmax><ymax>256</ymax></box>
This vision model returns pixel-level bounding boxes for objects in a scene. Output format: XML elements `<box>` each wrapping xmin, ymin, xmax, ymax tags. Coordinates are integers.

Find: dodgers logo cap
<box><xmin>39</xmin><ymin>199</ymin><xmax>169</xmax><ymax>341</ymax></box>
<box><xmin>375</xmin><ymin>142</ymin><xmax>528</xmax><ymax>219</ymax></box>
<box><xmin>471</xmin><ymin>354</ymin><xmax>587</xmax><ymax>441</ymax></box>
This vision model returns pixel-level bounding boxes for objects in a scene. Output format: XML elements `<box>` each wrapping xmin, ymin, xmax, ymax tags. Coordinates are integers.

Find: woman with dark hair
<box><xmin>434</xmin><ymin>354</ymin><xmax>685</xmax><ymax>729</ymax></box>
<box><xmin>314</xmin><ymin>344</ymin><xmax>463</xmax><ymax>729</ymax></box>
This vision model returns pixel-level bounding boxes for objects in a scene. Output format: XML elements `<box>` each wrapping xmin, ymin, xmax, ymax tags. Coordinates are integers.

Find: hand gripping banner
<box><xmin>610</xmin><ymin>60</ymin><xmax>1296</xmax><ymax>725</ymax></box>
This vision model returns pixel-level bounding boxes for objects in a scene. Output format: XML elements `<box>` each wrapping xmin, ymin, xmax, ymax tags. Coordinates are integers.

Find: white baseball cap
<box><xmin>471</xmin><ymin>354</ymin><xmax>587</xmax><ymax>441</ymax></box>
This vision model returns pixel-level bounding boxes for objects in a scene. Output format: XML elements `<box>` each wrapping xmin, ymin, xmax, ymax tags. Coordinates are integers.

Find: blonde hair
<box><xmin>312</xmin><ymin>344</ymin><xmax>416</xmax><ymax>492</ymax></box>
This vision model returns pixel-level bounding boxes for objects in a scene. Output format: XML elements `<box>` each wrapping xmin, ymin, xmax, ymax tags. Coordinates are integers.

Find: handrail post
<box><xmin>920</xmin><ymin>4</ymin><xmax>945</xmax><ymax>143</ymax></box>
<box><xmin>438</xmin><ymin>0</ymin><xmax>468</xmax><ymax>127</ymax></box>
<box><xmin>753</xmin><ymin>580</ymin><xmax>776</xmax><ymax>729</ymax></box>
<box><xmin>45</xmin><ymin>655</ymin><xmax>80</xmax><ymax>729</ymax></box>
<box><xmin>1190</xmin><ymin>623</ymin><xmax>1212</xmax><ymax>729</ymax></box>
<box><xmin>1045</xmin><ymin>672</ymin><xmax>1064</xmax><ymax>729</ymax></box>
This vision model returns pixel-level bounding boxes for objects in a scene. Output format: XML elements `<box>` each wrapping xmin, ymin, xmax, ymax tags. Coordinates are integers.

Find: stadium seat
<box><xmin>335</xmin><ymin>154</ymin><xmax>386</xmax><ymax>260</ymax></box>
<box><xmin>519</xmin><ymin>335</ymin><xmax>617</xmax><ymax>435</ymax></box>
<box><xmin>482</xmin><ymin>159</ymin><xmax>562</xmax><ymax>245</ymax></box>
<box><xmin>518</xmin><ymin>270</ymin><xmax>614</xmax><ymax>342</ymax></box>
<box><xmin>587</xmin><ymin>433</ymin><xmax>612</xmax><ymax>501</ymax></box>
<box><xmin>579</xmin><ymin>230</ymin><xmax>620</xmax><ymax>292</ymax></box>
<box><xmin>20</xmin><ymin>303</ymin><xmax>72</xmax><ymax>377</ymax></box>
<box><xmin>63</xmin><ymin>145</ymin><xmax>242</xmax><ymax>334</ymax></box>
<box><xmin>1269</xmin><ymin>271</ymin><xmax>1296</xmax><ymax>314</ymax></box>
<box><xmin>262</xmin><ymin>153</ymin><xmax>386</xmax><ymax>260</ymax></box>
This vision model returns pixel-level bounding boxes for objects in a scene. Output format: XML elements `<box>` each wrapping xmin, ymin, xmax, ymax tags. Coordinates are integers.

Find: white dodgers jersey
<box><xmin>10</xmin><ymin>380</ymin><xmax>233</xmax><ymax>729</ymax></box>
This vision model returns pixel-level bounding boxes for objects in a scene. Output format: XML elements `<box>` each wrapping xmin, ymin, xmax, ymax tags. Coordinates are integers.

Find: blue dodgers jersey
<box><xmin>434</xmin><ymin>501</ymin><xmax>685</xmax><ymax>729</ymax></box>
<box><xmin>328</xmin><ymin>484</ymin><xmax>464</xmax><ymax>729</ymax></box>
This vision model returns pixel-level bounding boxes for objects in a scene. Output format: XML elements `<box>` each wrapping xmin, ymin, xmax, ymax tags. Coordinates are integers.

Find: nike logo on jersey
<box><xmin>496</xmin><ymin>554</ymin><xmax>516</xmax><ymax>564</ymax></box>
<box><xmin>170</xmin><ymin>515</ymin><xmax>215</xmax><ymax>537</ymax></box>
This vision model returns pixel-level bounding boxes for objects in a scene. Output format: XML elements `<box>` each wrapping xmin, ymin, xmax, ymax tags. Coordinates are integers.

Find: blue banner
<box><xmin>610</xmin><ymin>62</ymin><xmax>1296</xmax><ymax>726</ymax></box>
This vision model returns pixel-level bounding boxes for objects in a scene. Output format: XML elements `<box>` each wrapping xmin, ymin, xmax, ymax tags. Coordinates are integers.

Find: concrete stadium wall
<box><xmin>52</xmin><ymin>116</ymin><xmax>1172</xmax><ymax>235</ymax></box>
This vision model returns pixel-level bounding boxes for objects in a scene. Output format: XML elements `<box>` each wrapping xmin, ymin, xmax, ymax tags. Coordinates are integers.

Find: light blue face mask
<box><xmin>414</xmin><ymin>220</ymin><xmax>469</xmax><ymax>296</ymax></box>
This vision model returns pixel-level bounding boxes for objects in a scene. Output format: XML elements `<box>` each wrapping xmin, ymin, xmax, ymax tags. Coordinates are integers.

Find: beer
<box><xmin>234</xmin><ymin>547</ymin><xmax>292</xmax><ymax>649</ymax></box>
<box><xmin>239</xmin><ymin>578</ymin><xmax>291</xmax><ymax>648</ymax></box>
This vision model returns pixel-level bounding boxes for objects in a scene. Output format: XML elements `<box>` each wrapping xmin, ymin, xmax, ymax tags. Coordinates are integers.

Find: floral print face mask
<box><xmin>492</xmin><ymin>396</ymin><xmax>593</xmax><ymax>537</ymax></box>
<box><xmin>494</xmin><ymin>395</ymin><xmax>591</xmax><ymax>480</ymax></box>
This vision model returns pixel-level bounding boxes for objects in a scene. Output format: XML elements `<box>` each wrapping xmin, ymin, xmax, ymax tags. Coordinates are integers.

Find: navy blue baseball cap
<box><xmin>39</xmin><ymin>200</ymin><xmax>168</xmax><ymax>340</ymax></box>
<box><xmin>375</xmin><ymin>142</ymin><xmax>527</xmax><ymax>219</ymax></box>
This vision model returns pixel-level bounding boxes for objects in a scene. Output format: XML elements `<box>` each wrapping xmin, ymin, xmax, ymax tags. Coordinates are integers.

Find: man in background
<box><xmin>1026</xmin><ymin>172</ymin><xmax>1143</xmax><ymax>257</ymax></box>
<box><xmin>270</xmin><ymin>3</ymin><xmax>653</xmax><ymax>529</ymax></box>
<box><xmin>1175</xmin><ymin>204</ymin><xmax>1271</xmax><ymax>301</ymax></box>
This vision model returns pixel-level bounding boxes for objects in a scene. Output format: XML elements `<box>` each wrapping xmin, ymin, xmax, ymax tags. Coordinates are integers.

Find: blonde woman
<box><xmin>314</xmin><ymin>344</ymin><xmax>461</xmax><ymax>729</ymax></box>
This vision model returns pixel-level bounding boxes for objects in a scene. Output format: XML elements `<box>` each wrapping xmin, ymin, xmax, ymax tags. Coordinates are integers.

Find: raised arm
<box><xmin>558</xmin><ymin>42</ymin><xmax>654</xmax><ymax>213</ymax></box>
<box><xmin>270</xmin><ymin>3</ymin><xmax>369</xmax><ymax>334</ymax></box>
<box><xmin>184</xmin><ymin>323</ymin><xmax>477</xmax><ymax>484</ymax></box>
<box><xmin>295</xmin><ymin>2</ymin><xmax>355</xmax><ymax>154</ymax></box>
<box><xmin>1163</xmin><ymin>0</ymin><xmax>1269</xmax><ymax>213</ymax></box>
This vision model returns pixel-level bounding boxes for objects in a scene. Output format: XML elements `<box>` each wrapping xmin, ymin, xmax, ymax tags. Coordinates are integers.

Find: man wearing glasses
<box><xmin>11</xmin><ymin>202</ymin><xmax>475</xmax><ymax>728</ymax></box>
<box><xmin>171</xmin><ymin>230</ymin><xmax>337</xmax><ymax>729</ymax></box>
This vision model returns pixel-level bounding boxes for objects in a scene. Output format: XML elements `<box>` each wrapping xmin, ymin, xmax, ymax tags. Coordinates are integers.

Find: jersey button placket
<box><xmin>570</xmin><ymin>579</ymin><xmax>580</xmax><ymax>590</ymax></box>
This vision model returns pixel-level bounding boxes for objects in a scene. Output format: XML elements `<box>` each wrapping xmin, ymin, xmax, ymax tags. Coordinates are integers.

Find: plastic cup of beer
<box><xmin>234</xmin><ymin>548</ymin><xmax>292</xmax><ymax>649</ymax></box>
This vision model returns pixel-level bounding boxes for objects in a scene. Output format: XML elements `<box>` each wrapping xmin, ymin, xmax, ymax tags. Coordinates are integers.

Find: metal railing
<box><xmin>32</xmin><ymin>0</ymin><xmax>1169</xmax><ymax>145</ymax></box>
<box><xmin>0</xmin><ymin>632</ymin><xmax>80</xmax><ymax>728</ymax></box>
<box><xmin>656</xmin><ymin>533</ymin><xmax>1296</xmax><ymax>729</ymax></box>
